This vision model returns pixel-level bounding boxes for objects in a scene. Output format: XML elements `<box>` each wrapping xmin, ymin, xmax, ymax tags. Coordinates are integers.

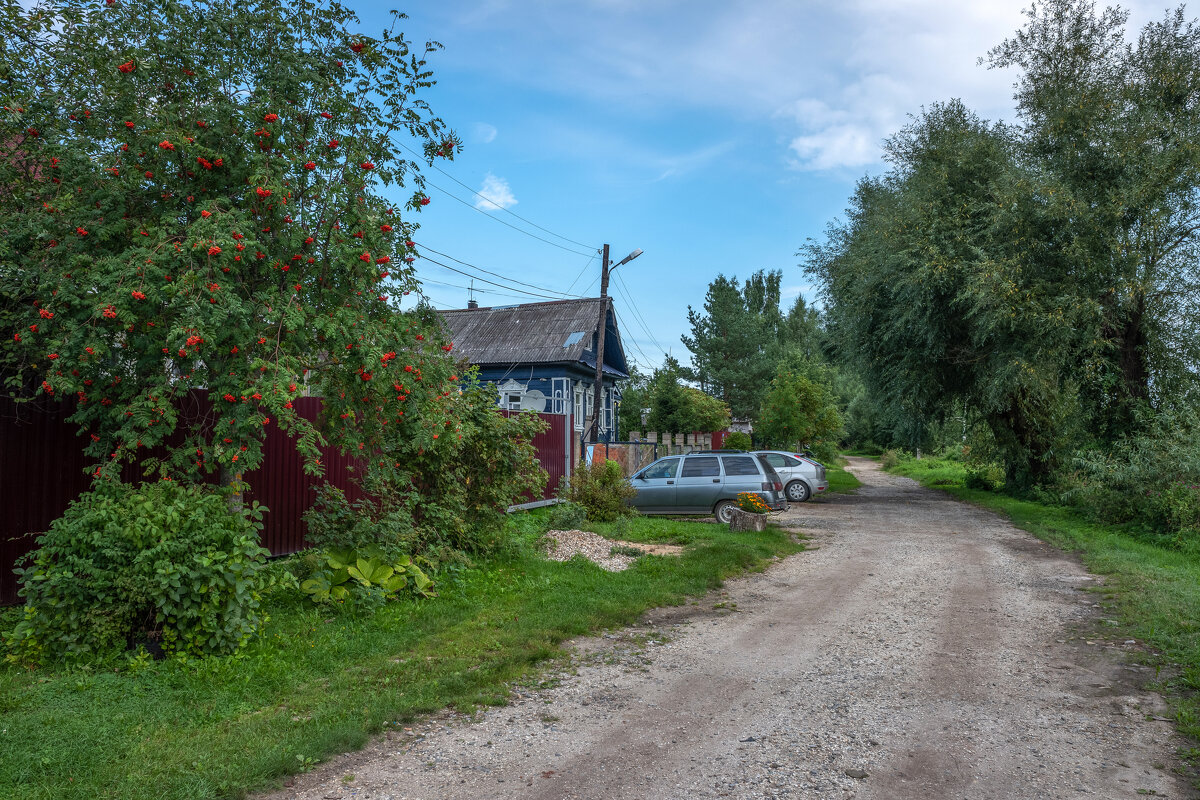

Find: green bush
<box><xmin>964</xmin><ymin>462</ymin><xmax>1006</xmax><ymax>491</ymax></box>
<box><xmin>303</xmin><ymin>484</ymin><xmax>417</xmax><ymax>559</ymax></box>
<box><xmin>300</xmin><ymin>546</ymin><xmax>434</xmax><ymax>611</ymax></box>
<box><xmin>547</xmin><ymin>501</ymin><xmax>588</xmax><ymax>530</ymax></box>
<box><xmin>721</xmin><ymin>431</ymin><xmax>752</xmax><ymax>451</ymax></box>
<box><xmin>6</xmin><ymin>481</ymin><xmax>268</xmax><ymax>664</ymax></box>
<box><xmin>1064</xmin><ymin>407</ymin><xmax>1200</xmax><ymax>548</ymax></box>
<box><xmin>561</xmin><ymin>459</ymin><xmax>638</xmax><ymax>522</ymax></box>
<box><xmin>880</xmin><ymin>449</ymin><xmax>901</xmax><ymax>469</ymax></box>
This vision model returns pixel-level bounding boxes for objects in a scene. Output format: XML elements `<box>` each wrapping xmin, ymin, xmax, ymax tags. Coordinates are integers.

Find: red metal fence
<box><xmin>0</xmin><ymin>398</ymin><xmax>571</xmax><ymax>605</ymax></box>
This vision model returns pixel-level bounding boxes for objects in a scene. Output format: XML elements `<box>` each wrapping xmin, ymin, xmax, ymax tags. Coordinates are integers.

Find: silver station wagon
<box><xmin>628</xmin><ymin>451</ymin><xmax>787</xmax><ymax>523</ymax></box>
<box><xmin>753</xmin><ymin>450</ymin><xmax>828</xmax><ymax>503</ymax></box>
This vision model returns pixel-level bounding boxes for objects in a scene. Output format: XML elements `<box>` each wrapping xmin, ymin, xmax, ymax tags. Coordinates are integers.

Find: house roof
<box><xmin>439</xmin><ymin>298</ymin><xmax>629</xmax><ymax>378</ymax></box>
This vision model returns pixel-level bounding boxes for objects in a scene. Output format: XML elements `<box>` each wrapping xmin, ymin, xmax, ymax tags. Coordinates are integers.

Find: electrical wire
<box><xmin>411</xmin><ymin>240</ymin><xmax>585</xmax><ymax>299</ymax></box>
<box><xmin>564</xmin><ymin>250</ymin><xmax>597</xmax><ymax>295</ymax></box>
<box><xmin>395</xmin><ymin>139</ymin><xmax>597</xmax><ymax>252</ymax></box>
<box><xmin>613</xmin><ymin>271</ymin><xmax>671</xmax><ymax>359</ymax></box>
<box><xmin>421</xmin><ymin>179</ymin><xmax>594</xmax><ymax>257</ymax></box>
<box><xmin>418</xmin><ymin>252</ymin><xmax>579</xmax><ymax>301</ymax></box>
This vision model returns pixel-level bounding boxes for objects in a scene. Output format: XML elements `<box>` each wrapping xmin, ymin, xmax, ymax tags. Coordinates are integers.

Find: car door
<box><xmin>719</xmin><ymin>454</ymin><xmax>766</xmax><ymax>499</ymax></box>
<box><xmin>761</xmin><ymin>452</ymin><xmax>801</xmax><ymax>483</ymax></box>
<box><xmin>629</xmin><ymin>457</ymin><xmax>681</xmax><ymax>512</ymax></box>
<box><xmin>675</xmin><ymin>455</ymin><xmax>722</xmax><ymax>512</ymax></box>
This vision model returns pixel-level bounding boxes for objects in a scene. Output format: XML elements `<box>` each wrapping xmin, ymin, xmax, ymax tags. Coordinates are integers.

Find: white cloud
<box><xmin>474</xmin><ymin>173</ymin><xmax>517</xmax><ymax>211</ymax></box>
<box><xmin>473</xmin><ymin>122</ymin><xmax>498</xmax><ymax>144</ymax></box>
<box><xmin>434</xmin><ymin>0</ymin><xmax>1170</xmax><ymax>172</ymax></box>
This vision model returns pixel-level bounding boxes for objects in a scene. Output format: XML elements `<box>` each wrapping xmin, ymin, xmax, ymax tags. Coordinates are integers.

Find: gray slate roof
<box><xmin>439</xmin><ymin>298</ymin><xmax>628</xmax><ymax>377</ymax></box>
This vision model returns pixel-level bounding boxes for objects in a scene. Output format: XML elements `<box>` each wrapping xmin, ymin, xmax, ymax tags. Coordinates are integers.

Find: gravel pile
<box><xmin>543</xmin><ymin>529</ymin><xmax>683</xmax><ymax>572</ymax></box>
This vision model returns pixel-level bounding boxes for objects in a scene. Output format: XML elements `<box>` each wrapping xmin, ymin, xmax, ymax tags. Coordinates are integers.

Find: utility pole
<box><xmin>586</xmin><ymin>245</ymin><xmax>642</xmax><ymax>450</ymax></box>
<box><xmin>588</xmin><ymin>244</ymin><xmax>611</xmax><ymax>448</ymax></box>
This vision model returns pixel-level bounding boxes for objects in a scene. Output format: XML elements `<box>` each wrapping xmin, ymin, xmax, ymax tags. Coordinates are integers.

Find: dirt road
<box><xmin>265</xmin><ymin>458</ymin><xmax>1194</xmax><ymax>799</ymax></box>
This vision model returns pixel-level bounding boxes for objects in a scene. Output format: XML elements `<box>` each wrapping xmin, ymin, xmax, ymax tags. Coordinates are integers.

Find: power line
<box><xmin>418</xmin><ymin>252</ymin><xmax>576</xmax><ymax>301</ymax></box>
<box><xmin>394</xmin><ymin>139</ymin><xmax>597</xmax><ymax>252</ymax></box>
<box><xmin>613</xmin><ymin>271</ymin><xmax>671</xmax><ymax>359</ymax></box>
<box><xmin>612</xmin><ymin>307</ymin><xmax>657</xmax><ymax>370</ymax></box>
<box><xmin>412</xmin><ymin>240</ymin><xmax>585</xmax><ymax>299</ymax></box>
<box><xmin>564</xmin><ymin>250</ymin><xmax>597</xmax><ymax>295</ymax></box>
<box><xmin>419</xmin><ymin>277</ymin><xmax>564</xmax><ymax>304</ymax></box>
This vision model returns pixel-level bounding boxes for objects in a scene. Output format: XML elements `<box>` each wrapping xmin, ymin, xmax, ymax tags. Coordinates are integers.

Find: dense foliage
<box><xmin>756</xmin><ymin>362</ymin><xmax>842</xmax><ymax>453</ymax></box>
<box><xmin>806</xmin><ymin>0</ymin><xmax>1200</xmax><ymax>489</ymax></box>
<box><xmin>620</xmin><ymin>356</ymin><xmax>730</xmax><ymax>437</ymax></box>
<box><xmin>6</xmin><ymin>481</ymin><xmax>269</xmax><ymax>664</ymax></box>
<box><xmin>560</xmin><ymin>458</ymin><xmax>637</xmax><ymax>522</ymax></box>
<box><xmin>1</xmin><ymin>0</ymin><xmax>458</xmax><ymax>480</ymax></box>
<box><xmin>682</xmin><ymin>270</ymin><xmax>823</xmax><ymax>422</ymax></box>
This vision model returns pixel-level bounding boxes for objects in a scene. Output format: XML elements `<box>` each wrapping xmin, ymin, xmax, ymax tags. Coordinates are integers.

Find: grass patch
<box><xmin>0</xmin><ymin>514</ymin><xmax>801</xmax><ymax>800</ymax></box>
<box><xmin>888</xmin><ymin>455</ymin><xmax>1200</xmax><ymax>748</ymax></box>
<box><xmin>825</xmin><ymin>458</ymin><xmax>863</xmax><ymax>494</ymax></box>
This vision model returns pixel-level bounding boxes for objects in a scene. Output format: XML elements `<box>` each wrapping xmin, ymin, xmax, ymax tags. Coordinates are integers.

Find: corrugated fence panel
<box><xmin>0</xmin><ymin>399</ymin><xmax>92</xmax><ymax>606</ymax></box>
<box><xmin>500</xmin><ymin>410</ymin><xmax>570</xmax><ymax>500</ymax></box>
<box><xmin>1</xmin><ymin>402</ymin><xmax>568</xmax><ymax>604</ymax></box>
<box><xmin>241</xmin><ymin>397</ymin><xmax>363</xmax><ymax>557</ymax></box>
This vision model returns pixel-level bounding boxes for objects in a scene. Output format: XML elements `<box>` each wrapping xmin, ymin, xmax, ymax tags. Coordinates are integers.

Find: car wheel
<box><xmin>786</xmin><ymin>480</ymin><xmax>811</xmax><ymax>503</ymax></box>
<box><xmin>714</xmin><ymin>500</ymin><xmax>737</xmax><ymax>524</ymax></box>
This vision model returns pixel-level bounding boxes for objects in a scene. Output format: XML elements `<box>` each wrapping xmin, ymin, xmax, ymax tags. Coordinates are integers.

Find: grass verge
<box><xmin>825</xmin><ymin>457</ymin><xmax>862</xmax><ymax>495</ymax></box>
<box><xmin>0</xmin><ymin>514</ymin><xmax>801</xmax><ymax>800</ymax></box>
<box><xmin>888</xmin><ymin>455</ymin><xmax>1200</xmax><ymax>751</ymax></box>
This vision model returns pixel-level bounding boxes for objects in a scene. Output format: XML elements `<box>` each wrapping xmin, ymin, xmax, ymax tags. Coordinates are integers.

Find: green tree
<box><xmin>756</xmin><ymin>364</ymin><xmax>841</xmax><ymax>451</ymax></box>
<box><xmin>683</xmin><ymin>269</ymin><xmax>803</xmax><ymax>421</ymax></box>
<box><xmin>644</xmin><ymin>355</ymin><xmax>730</xmax><ymax>435</ymax></box>
<box><xmin>985</xmin><ymin>0</ymin><xmax>1200</xmax><ymax>438</ymax></box>
<box><xmin>1</xmin><ymin>0</ymin><xmax>460</xmax><ymax>482</ymax></box>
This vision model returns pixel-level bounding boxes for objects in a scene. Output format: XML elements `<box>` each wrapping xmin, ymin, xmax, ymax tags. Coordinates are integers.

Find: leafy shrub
<box><xmin>857</xmin><ymin>442</ymin><xmax>884</xmax><ymax>456</ymax></box>
<box><xmin>736</xmin><ymin>492</ymin><xmax>769</xmax><ymax>513</ymax></box>
<box><xmin>964</xmin><ymin>462</ymin><xmax>1006</xmax><ymax>491</ymax></box>
<box><xmin>1064</xmin><ymin>407</ymin><xmax>1200</xmax><ymax>547</ymax></box>
<box><xmin>561</xmin><ymin>459</ymin><xmax>638</xmax><ymax>522</ymax></box>
<box><xmin>880</xmin><ymin>449</ymin><xmax>901</xmax><ymax>469</ymax></box>
<box><xmin>6</xmin><ymin>481</ymin><xmax>268</xmax><ymax>664</ymax></box>
<box><xmin>300</xmin><ymin>546</ymin><xmax>434</xmax><ymax>610</ymax></box>
<box><xmin>807</xmin><ymin>440</ymin><xmax>840</xmax><ymax>465</ymax></box>
<box><xmin>721</xmin><ymin>431</ymin><xmax>752</xmax><ymax>451</ymax></box>
<box><xmin>547</xmin><ymin>501</ymin><xmax>587</xmax><ymax>530</ymax></box>
<box><xmin>303</xmin><ymin>485</ymin><xmax>417</xmax><ymax>558</ymax></box>
<box><xmin>308</xmin><ymin>374</ymin><xmax>548</xmax><ymax>560</ymax></box>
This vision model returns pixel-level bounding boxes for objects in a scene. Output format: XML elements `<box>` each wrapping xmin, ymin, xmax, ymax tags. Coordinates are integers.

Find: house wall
<box><xmin>474</xmin><ymin>363</ymin><xmax>622</xmax><ymax>441</ymax></box>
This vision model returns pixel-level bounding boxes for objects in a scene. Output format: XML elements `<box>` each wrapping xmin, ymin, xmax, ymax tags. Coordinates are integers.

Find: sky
<box><xmin>363</xmin><ymin>0</ymin><xmax>1168</xmax><ymax>373</ymax></box>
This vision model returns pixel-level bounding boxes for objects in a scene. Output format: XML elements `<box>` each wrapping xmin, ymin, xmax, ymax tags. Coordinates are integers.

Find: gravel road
<box><xmin>263</xmin><ymin>458</ymin><xmax>1195</xmax><ymax>799</ymax></box>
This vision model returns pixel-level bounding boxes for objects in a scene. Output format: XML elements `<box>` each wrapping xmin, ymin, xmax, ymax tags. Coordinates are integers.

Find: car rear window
<box><xmin>720</xmin><ymin>455</ymin><xmax>760</xmax><ymax>476</ymax></box>
<box><xmin>755</xmin><ymin>455</ymin><xmax>782</xmax><ymax>482</ymax></box>
<box><xmin>681</xmin><ymin>456</ymin><xmax>720</xmax><ymax>477</ymax></box>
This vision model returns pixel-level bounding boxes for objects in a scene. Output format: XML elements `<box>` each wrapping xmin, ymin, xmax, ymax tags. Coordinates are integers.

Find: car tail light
<box><xmin>761</xmin><ymin>481</ymin><xmax>773</xmax><ymax>491</ymax></box>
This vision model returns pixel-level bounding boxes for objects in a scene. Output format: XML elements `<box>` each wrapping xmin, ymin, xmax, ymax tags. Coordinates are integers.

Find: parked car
<box><xmin>753</xmin><ymin>450</ymin><xmax>828</xmax><ymax>503</ymax></box>
<box><xmin>627</xmin><ymin>451</ymin><xmax>787</xmax><ymax>523</ymax></box>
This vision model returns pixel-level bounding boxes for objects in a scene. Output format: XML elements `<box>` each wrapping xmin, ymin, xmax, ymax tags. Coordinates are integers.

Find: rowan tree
<box><xmin>0</xmin><ymin>0</ymin><xmax>462</xmax><ymax>481</ymax></box>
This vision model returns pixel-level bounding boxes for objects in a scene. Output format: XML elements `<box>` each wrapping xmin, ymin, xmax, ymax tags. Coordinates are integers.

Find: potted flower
<box><xmin>728</xmin><ymin>491</ymin><xmax>770</xmax><ymax>531</ymax></box>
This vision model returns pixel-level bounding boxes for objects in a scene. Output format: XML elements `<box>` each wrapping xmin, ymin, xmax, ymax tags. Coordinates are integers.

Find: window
<box><xmin>573</xmin><ymin>387</ymin><xmax>583</xmax><ymax>428</ymax></box>
<box><xmin>505</xmin><ymin>393</ymin><xmax>522</xmax><ymax>410</ymax></box>
<box><xmin>640</xmin><ymin>458</ymin><xmax>680</xmax><ymax>480</ymax></box>
<box><xmin>681</xmin><ymin>456</ymin><xmax>720</xmax><ymax>478</ymax></box>
<box><xmin>721</xmin><ymin>456</ymin><xmax>760</xmax><ymax>476</ymax></box>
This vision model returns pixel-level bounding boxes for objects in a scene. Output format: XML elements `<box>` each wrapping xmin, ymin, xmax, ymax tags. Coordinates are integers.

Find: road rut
<box><xmin>263</xmin><ymin>457</ymin><xmax>1194</xmax><ymax>799</ymax></box>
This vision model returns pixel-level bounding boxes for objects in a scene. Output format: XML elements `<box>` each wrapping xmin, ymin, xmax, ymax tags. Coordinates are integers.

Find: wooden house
<box><xmin>438</xmin><ymin>298</ymin><xmax>629</xmax><ymax>441</ymax></box>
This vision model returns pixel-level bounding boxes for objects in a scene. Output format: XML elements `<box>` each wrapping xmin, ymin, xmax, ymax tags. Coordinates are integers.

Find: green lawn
<box><xmin>0</xmin><ymin>514</ymin><xmax>802</xmax><ymax>800</ymax></box>
<box><xmin>888</xmin><ymin>455</ymin><xmax>1200</xmax><ymax>752</ymax></box>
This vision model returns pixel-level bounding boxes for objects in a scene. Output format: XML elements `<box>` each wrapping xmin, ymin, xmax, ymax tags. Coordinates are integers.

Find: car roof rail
<box><xmin>690</xmin><ymin>449</ymin><xmax>746</xmax><ymax>454</ymax></box>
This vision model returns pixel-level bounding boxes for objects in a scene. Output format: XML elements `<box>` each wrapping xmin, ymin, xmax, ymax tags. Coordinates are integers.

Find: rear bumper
<box><xmin>814</xmin><ymin>479</ymin><xmax>829</xmax><ymax>494</ymax></box>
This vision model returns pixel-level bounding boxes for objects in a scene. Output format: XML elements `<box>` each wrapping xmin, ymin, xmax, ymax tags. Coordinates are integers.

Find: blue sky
<box><xmin>372</xmin><ymin>0</ymin><xmax>1165</xmax><ymax>373</ymax></box>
